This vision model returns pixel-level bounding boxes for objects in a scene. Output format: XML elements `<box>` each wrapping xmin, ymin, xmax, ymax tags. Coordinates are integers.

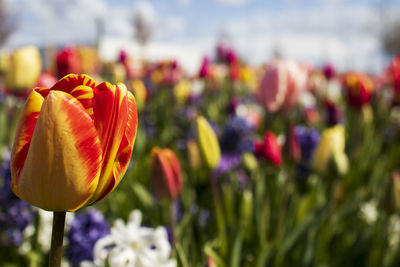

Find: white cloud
<box><xmin>214</xmin><ymin>0</ymin><xmax>250</xmax><ymax>5</ymax></box>
<box><xmin>217</xmin><ymin>4</ymin><xmax>384</xmax><ymax>73</ymax></box>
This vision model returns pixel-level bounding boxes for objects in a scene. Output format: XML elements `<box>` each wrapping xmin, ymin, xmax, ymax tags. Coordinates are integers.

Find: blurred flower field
<box><xmin>2</xmin><ymin>43</ymin><xmax>400</xmax><ymax>267</ymax></box>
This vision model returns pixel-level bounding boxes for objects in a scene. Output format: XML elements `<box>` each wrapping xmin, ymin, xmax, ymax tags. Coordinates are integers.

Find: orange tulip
<box><xmin>151</xmin><ymin>147</ymin><xmax>183</xmax><ymax>200</ymax></box>
<box><xmin>10</xmin><ymin>74</ymin><xmax>138</xmax><ymax>211</ymax></box>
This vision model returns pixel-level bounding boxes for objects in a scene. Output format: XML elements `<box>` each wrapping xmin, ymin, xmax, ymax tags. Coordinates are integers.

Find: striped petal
<box><xmin>13</xmin><ymin>91</ymin><xmax>102</xmax><ymax>211</ymax></box>
<box><xmin>11</xmin><ymin>89</ymin><xmax>45</xmax><ymax>191</ymax></box>
<box><xmin>36</xmin><ymin>74</ymin><xmax>97</xmax><ymax>118</ymax></box>
<box><xmin>89</xmin><ymin>82</ymin><xmax>135</xmax><ymax>203</ymax></box>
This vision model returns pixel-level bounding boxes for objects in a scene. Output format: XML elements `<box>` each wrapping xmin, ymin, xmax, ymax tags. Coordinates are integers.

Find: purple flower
<box><xmin>220</xmin><ymin>117</ymin><xmax>254</xmax><ymax>154</ymax></box>
<box><xmin>0</xmin><ymin>154</ymin><xmax>36</xmax><ymax>246</ymax></box>
<box><xmin>294</xmin><ymin>126</ymin><xmax>320</xmax><ymax>162</ymax></box>
<box><xmin>212</xmin><ymin>154</ymin><xmax>241</xmax><ymax>179</ymax></box>
<box><xmin>323</xmin><ymin>63</ymin><xmax>336</xmax><ymax>80</ymax></box>
<box><xmin>66</xmin><ymin>209</ymin><xmax>110</xmax><ymax>266</ymax></box>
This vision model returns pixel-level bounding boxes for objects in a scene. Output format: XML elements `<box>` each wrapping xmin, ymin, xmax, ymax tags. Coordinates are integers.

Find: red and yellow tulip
<box><xmin>343</xmin><ymin>72</ymin><xmax>374</xmax><ymax>108</ymax></box>
<box><xmin>10</xmin><ymin>74</ymin><xmax>138</xmax><ymax>211</ymax></box>
<box><xmin>151</xmin><ymin>147</ymin><xmax>183</xmax><ymax>200</ymax></box>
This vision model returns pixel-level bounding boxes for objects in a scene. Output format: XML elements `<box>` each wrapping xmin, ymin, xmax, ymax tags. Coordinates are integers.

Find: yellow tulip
<box><xmin>196</xmin><ymin>116</ymin><xmax>221</xmax><ymax>170</ymax></box>
<box><xmin>131</xmin><ymin>79</ymin><xmax>147</xmax><ymax>110</ymax></box>
<box><xmin>312</xmin><ymin>124</ymin><xmax>347</xmax><ymax>174</ymax></box>
<box><xmin>5</xmin><ymin>46</ymin><xmax>42</xmax><ymax>91</ymax></box>
<box><xmin>174</xmin><ymin>80</ymin><xmax>191</xmax><ymax>104</ymax></box>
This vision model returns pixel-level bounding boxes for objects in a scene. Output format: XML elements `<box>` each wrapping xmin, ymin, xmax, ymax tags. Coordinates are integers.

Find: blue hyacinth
<box><xmin>220</xmin><ymin>116</ymin><xmax>254</xmax><ymax>154</ymax></box>
<box><xmin>0</xmin><ymin>153</ymin><xmax>36</xmax><ymax>246</ymax></box>
<box><xmin>66</xmin><ymin>209</ymin><xmax>110</xmax><ymax>266</ymax></box>
<box><xmin>294</xmin><ymin>126</ymin><xmax>320</xmax><ymax>162</ymax></box>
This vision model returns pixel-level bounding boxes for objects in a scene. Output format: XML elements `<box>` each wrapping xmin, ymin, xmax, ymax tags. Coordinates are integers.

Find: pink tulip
<box><xmin>256</xmin><ymin>60</ymin><xmax>307</xmax><ymax>112</ymax></box>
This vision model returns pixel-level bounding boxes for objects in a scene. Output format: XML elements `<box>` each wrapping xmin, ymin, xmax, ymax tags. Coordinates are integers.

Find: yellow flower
<box><xmin>174</xmin><ymin>80</ymin><xmax>191</xmax><ymax>104</ymax></box>
<box><xmin>312</xmin><ymin>124</ymin><xmax>347</xmax><ymax>174</ymax></box>
<box><xmin>196</xmin><ymin>116</ymin><xmax>221</xmax><ymax>170</ymax></box>
<box><xmin>131</xmin><ymin>79</ymin><xmax>147</xmax><ymax>110</ymax></box>
<box><xmin>5</xmin><ymin>46</ymin><xmax>42</xmax><ymax>91</ymax></box>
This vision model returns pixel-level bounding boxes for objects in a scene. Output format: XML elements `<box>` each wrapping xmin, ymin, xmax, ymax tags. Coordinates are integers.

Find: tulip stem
<box><xmin>48</xmin><ymin>211</ymin><xmax>66</xmax><ymax>267</ymax></box>
<box><xmin>169</xmin><ymin>201</ymin><xmax>177</xmax><ymax>246</ymax></box>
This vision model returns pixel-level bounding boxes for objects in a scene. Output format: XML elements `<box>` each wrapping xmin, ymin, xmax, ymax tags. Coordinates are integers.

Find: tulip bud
<box><xmin>196</xmin><ymin>116</ymin><xmax>221</xmax><ymax>170</ymax></box>
<box><xmin>151</xmin><ymin>147</ymin><xmax>183</xmax><ymax>201</ymax></box>
<box><xmin>56</xmin><ymin>47</ymin><xmax>82</xmax><ymax>78</ymax></box>
<box><xmin>199</xmin><ymin>57</ymin><xmax>212</xmax><ymax>79</ymax></box>
<box><xmin>240</xmin><ymin>66</ymin><xmax>257</xmax><ymax>91</ymax></box>
<box><xmin>5</xmin><ymin>46</ymin><xmax>42</xmax><ymax>92</ymax></box>
<box><xmin>131</xmin><ymin>79</ymin><xmax>147</xmax><ymax>110</ymax></box>
<box><xmin>112</xmin><ymin>63</ymin><xmax>127</xmax><ymax>84</ymax></box>
<box><xmin>330</xmin><ymin>150</ymin><xmax>349</xmax><ymax>176</ymax></box>
<box><xmin>254</xmin><ymin>131</ymin><xmax>282</xmax><ymax>166</ymax></box>
<box><xmin>322</xmin><ymin>63</ymin><xmax>336</xmax><ymax>80</ymax></box>
<box><xmin>78</xmin><ymin>46</ymin><xmax>100</xmax><ymax>74</ymax></box>
<box><xmin>174</xmin><ymin>80</ymin><xmax>191</xmax><ymax>105</ymax></box>
<box><xmin>229</xmin><ymin>61</ymin><xmax>240</xmax><ymax>81</ymax></box>
<box><xmin>187</xmin><ymin>139</ymin><xmax>201</xmax><ymax>170</ymax></box>
<box><xmin>242</xmin><ymin>152</ymin><xmax>258</xmax><ymax>173</ymax></box>
<box><xmin>285</xmin><ymin>125</ymin><xmax>301</xmax><ymax>163</ymax></box>
<box><xmin>11</xmin><ymin>74</ymin><xmax>138</xmax><ymax>211</ymax></box>
<box><xmin>343</xmin><ymin>72</ymin><xmax>374</xmax><ymax>109</ymax></box>
<box><xmin>312</xmin><ymin>124</ymin><xmax>347</xmax><ymax>175</ymax></box>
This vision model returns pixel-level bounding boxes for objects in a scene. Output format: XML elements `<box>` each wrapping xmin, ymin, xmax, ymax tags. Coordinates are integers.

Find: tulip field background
<box><xmin>3</xmin><ymin>0</ymin><xmax>400</xmax><ymax>267</ymax></box>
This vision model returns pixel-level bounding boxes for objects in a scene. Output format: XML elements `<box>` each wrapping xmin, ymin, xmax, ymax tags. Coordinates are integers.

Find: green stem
<box><xmin>48</xmin><ymin>211</ymin><xmax>66</xmax><ymax>267</ymax></box>
<box><xmin>169</xmin><ymin>201</ymin><xmax>177</xmax><ymax>246</ymax></box>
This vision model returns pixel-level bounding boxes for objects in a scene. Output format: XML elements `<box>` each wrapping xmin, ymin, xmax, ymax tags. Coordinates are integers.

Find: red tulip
<box><xmin>286</xmin><ymin>125</ymin><xmax>301</xmax><ymax>162</ymax></box>
<box><xmin>56</xmin><ymin>47</ymin><xmax>82</xmax><ymax>79</ymax></box>
<box><xmin>151</xmin><ymin>147</ymin><xmax>183</xmax><ymax>200</ymax></box>
<box><xmin>11</xmin><ymin>74</ymin><xmax>138</xmax><ymax>211</ymax></box>
<box><xmin>384</xmin><ymin>55</ymin><xmax>400</xmax><ymax>105</ymax></box>
<box><xmin>254</xmin><ymin>131</ymin><xmax>282</xmax><ymax>166</ymax></box>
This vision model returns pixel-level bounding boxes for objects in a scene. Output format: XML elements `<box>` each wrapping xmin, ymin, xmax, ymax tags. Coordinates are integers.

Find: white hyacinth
<box><xmin>82</xmin><ymin>210</ymin><xmax>176</xmax><ymax>267</ymax></box>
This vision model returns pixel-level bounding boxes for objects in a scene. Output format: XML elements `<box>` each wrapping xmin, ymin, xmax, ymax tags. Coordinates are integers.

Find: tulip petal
<box><xmin>163</xmin><ymin>149</ymin><xmax>182</xmax><ymax>198</ymax></box>
<box><xmin>42</xmin><ymin>74</ymin><xmax>97</xmax><ymax>118</ymax></box>
<box><xmin>11</xmin><ymin>89</ymin><xmax>44</xmax><ymax>189</ymax></box>
<box><xmin>50</xmin><ymin>74</ymin><xmax>97</xmax><ymax>94</ymax></box>
<box><xmin>89</xmin><ymin>82</ymin><xmax>136</xmax><ymax>203</ymax></box>
<box><xmin>13</xmin><ymin>91</ymin><xmax>102</xmax><ymax>211</ymax></box>
<box><xmin>151</xmin><ymin>148</ymin><xmax>174</xmax><ymax>199</ymax></box>
<box><xmin>196</xmin><ymin>116</ymin><xmax>221</xmax><ymax>170</ymax></box>
<box><xmin>92</xmin><ymin>89</ymin><xmax>138</xmax><ymax>203</ymax></box>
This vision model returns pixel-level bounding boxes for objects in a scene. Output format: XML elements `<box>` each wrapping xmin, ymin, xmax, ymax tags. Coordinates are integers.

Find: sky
<box><xmin>4</xmin><ymin>0</ymin><xmax>400</xmax><ymax>73</ymax></box>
